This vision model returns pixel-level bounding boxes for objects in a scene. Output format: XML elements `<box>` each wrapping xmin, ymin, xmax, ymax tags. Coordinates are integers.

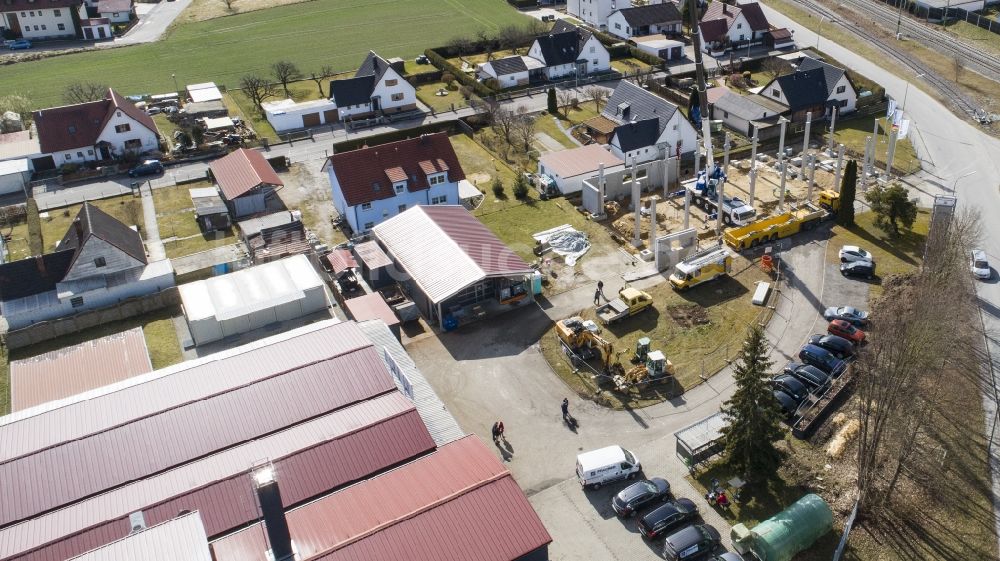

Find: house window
<box><xmin>772</xmin><ymin>88</ymin><xmax>780</xmax><ymax>98</ymax></box>
<box><xmin>68</xmin><ymin>125</ymin><xmax>76</xmax><ymax>133</ymax></box>
<box><xmin>20</xmin><ymin>12</ymin><xmax>25</xmax><ymax>16</ymax></box>
<box><xmin>429</xmin><ymin>173</ymin><xmax>445</xmax><ymax>185</ymax></box>
<box><xmin>54</xmin><ymin>8</ymin><xmax>60</xmax><ymax>15</ymax></box>
<box><xmin>58</xmin><ymin>23</ymin><xmax>65</xmax><ymax>30</ymax></box>
<box><xmin>33</xmin><ymin>25</ymin><xmax>39</xmax><ymax>30</ymax></box>
<box><xmin>592</xmin><ymin>59</ymin><xmax>598</xmax><ymax>66</ymax></box>
<box><xmin>361</xmin><ymin>202</ymin><xmax>372</xmax><ymax>211</ymax></box>
<box><xmin>94</xmin><ymin>257</ymin><xmax>106</xmax><ymax>267</ymax></box>
<box><xmin>431</xmin><ymin>195</ymin><xmax>447</xmax><ymax>204</ymax></box>
<box><xmin>393</xmin><ymin>182</ymin><xmax>405</xmax><ymax>194</ymax></box>
<box><xmin>115</xmin><ymin>123</ymin><xmax>131</xmax><ymax>133</ymax></box>
<box><xmin>390</xmin><ymin>93</ymin><xmax>404</xmax><ymax>102</ymax></box>
<box><xmin>614</xmin><ymin>23</ymin><xmax>621</xmax><ymax>30</ymax></box>
<box><xmin>29</xmin><ymin>10</ymin><xmax>34</xmax><ymax>16</ymax></box>
<box><xmin>398</xmin><ymin>204</ymin><xmax>407</xmax><ymax>213</ymax></box>
<box><xmin>87</xmin><ymin>149</ymin><xmax>93</xmax><ymax>155</ymax></box>
<box><xmin>724</xmin><ymin>111</ymin><xmax>729</xmax><ymax>118</ymax></box>
<box><xmin>41</xmin><ymin>24</ymin><xmax>46</xmax><ymax>30</ymax></box>
<box><xmin>836</xmin><ymin>85</ymin><xmax>846</xmax><ymax>94</ymax></box>
<box><xmin>839</xmin><ymin>99</ymin><xmax>848</xmax><ymax>108</ymax></box>
<box><xmin>736</xmin><ymin>23</ymin><xmax>742</xmax><ymax>29</ymax></box>
<box><xmin>385</xmin><ymin>79</ymin><xmax>397</xmax><ymax>86</ymax></box>
<box><xmin>77</xmin><ymin>151</ymin><xmax>84</xmax><ymax>158</ymax></box>
<box><xmin>364</xmin><ymin>222</ymin><xmax>374</xmax><ymax>230</ymax></box>
<box><xmin>70</xmin><ymin>296</ymin><xmax>84</xmax><ymax>308</ymax></box>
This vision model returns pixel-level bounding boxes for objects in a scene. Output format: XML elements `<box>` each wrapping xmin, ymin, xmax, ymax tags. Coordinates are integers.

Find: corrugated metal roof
<box><xmin>210</xmin><ymin>148</ymin><xmax>283</xmax><ymax>201</ymax></box>
<box><xmin>10</xmin><ymin>328</ymin><xmax>152</xmax><ymax>412</ymax></box>
<box><xmin>352</xmin><ymin>241</ymin><xmax>392</xmax><ymax>270</ymax></box>
<box><xmin>0</xmin><ymin>321</ymin><xmax>369</xmax><ymax>460</ymax></box>
<box><xmin>372</xmin><ymin>206</ymin><xmax>532</xmax><ymax>305</ymax></box>
<box><xmin>326</xmin><ymin>249</ymin><xmax>357</xmax><ymax>275</ymax></box>
<box><xmin>0</xmin><ymin>385</ymin><xmax>432</xmax><ymax>560</ymax></box>
<box><xmin>539</xmin><ymin>144</ymin><xmax>624</xmax><ymax>179</ymax></box>
<box><xmin>66</xmin><ymin>511</ymin><xmax>212</xmax><ymax>561</ymax></box>
<box><xmin>211</xmin><ymin>436</ymin><xmax>550</xmax><ymax>561</ymax></box>
<box><xmin>345</xmin><ymin>293</ymin><xmax>399</xmax><ymax>327</ymax></box>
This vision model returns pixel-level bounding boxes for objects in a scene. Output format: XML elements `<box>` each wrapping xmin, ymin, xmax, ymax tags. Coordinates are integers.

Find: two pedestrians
<box><xmin>491</xmin><ymin>420</ymin><xmax>505</xmax><ymax>444</ymax></box>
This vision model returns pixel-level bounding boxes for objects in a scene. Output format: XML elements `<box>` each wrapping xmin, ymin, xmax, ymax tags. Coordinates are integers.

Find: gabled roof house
<box><xmin>760</xmin><ymin>57</ymin><xmax>859</xmax><ymax>121</ymax></box>
<box><xmin>607</xmin><ymin>2</ymin><xmax>683</xmax><ymax>40</ymax></box>
<box><xmin>698</xmin><ymin>1</ymin><xmax>787</xmax><ymax>54</ymax></box>
<box><xmin>596</xmin><ymin>80</ymin><xmax>697</xmax><ymax>163</ymax></box>
<box><xmin>328</xmin><ymin>51</ymin><xmax>418</xmax><ymax>121</ymax></box>
<box><xmin>209</xmin><ymin>148</ymin><xmax>283</xmax><ymax>218</ymax></box>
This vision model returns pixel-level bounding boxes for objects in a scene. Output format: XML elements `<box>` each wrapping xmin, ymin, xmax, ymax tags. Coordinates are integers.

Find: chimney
<box><xmin>35</xmin><ymin>255</ymin><xmax>47</xmax><ymax>276</ymax></box>
<box><xmin>73</xmin><ymin>217</ymin><xmax>84</xmax><ymax>245</ymax></box>
<box><xmin>253</xmin><ymin>466</ymin><xmax>294</xmax><ymax>561</ymax></box>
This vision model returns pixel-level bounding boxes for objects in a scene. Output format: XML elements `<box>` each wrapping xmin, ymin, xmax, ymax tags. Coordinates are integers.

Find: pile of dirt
<box><xmin>666</xmin><ymin>304</ymin><xmax>710</xmax><ymax>327</ymax></box>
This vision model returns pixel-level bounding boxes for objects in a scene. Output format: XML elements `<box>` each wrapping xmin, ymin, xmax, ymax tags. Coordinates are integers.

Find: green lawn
<box><xmin>415</xmin><ymin>82</ymin><xmax>473</xmax><ymax>114</ymax></box>
<box><xmin>832</xmin><ymin>115</ymin><xmax>921</xmax><ymax>175</ymax></box>
<box><xmin>224</xmin><ymin>91</ymin><xmax>279</xmax><ymax>141</ymax></box>
<box><xmin>5</xmin><ymin>0</ymin><xmax>530</xmax><ymax>108</ymax></box>
<box><xmin>611</xmin><ymin>57</ymin><xmax>656</xmax><ymax>75</ymax></box>
<box><xmin>533</xmin><ymin>105</ymin><xmax>599</xmax><ymax>150</ymax></box>
<box><xmin>449</xmin><ymin>134</ymin><xmax>531</xmax><ymax>213</ymax></box>
<box><xmin>943</xmin><ymin>19</ymin><xmax>1000</xmax><ymax>57</ymax></box>
<box><xmin>153</xmin><ymin>183</ymin><xmax>239</xmax><ymax>259</ymax></box>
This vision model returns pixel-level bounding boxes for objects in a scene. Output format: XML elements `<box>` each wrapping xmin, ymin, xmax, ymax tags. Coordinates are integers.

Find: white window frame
<box><xmin>361</xmin><ymin>202</ymin><xmax>372</xmax><ymax>211</ymax></box>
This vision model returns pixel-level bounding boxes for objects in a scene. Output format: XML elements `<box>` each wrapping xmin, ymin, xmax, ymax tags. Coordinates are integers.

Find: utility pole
<box><xmin>896</xmin><ymin>0</ymin><xmax>906</xmax><ymax>38</ymax></box>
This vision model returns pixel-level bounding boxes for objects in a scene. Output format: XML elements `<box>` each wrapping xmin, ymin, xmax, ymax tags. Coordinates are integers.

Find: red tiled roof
<box><xmin>326</xmin><ymin>249</ymin><xmax>358</xmax><ymax>274</ymax></box>
<box><xmin>210</xmin><ymin>148</ymin><xmax>284</xmax><ymax>201</ymax></box>
<box><xmin>384</xmin><ymin>166</ymin><xmax>407</xmax><ymax>182</ymax></box>
<box><xmin>0</xmin><ymin>0</ymin><xmax>79</xmax><ymax>13</ymax></box>
<box><xmin>700</xmin><ymin>1</ymin><xmax>769</xmax><ymax>35</ymax></box>
<box><xmin>767</xmin><ymin>27</ymin><xmax>793</xmax><ymax>40</ymax></box>
<box><xmin>344</xmin><ymin>293</ymin><xmax>399</xmax><ymax>327</ymax></box>
<box><xmin>31</xmin><ymin>89</ymin><xmax>158</xmax><ymax>155</ymax></box>
<box><xmin>323</xmin><ymin>133</ymin><xmax>465</xmax><ymax>207</ymax></box>
<box><xmin>10</xmin><ymin>328</ymin><xmax>151</xmax><ymax>412</ymax></box>
<box><xmin>698</xmin><ymin>19</ymin><xmax>729</xmax><ymax>43</ymax></box>
<box><xmin>210</xmin><ymin>436</ymin><xmax>551</xmax><ymax>561</ymax></box>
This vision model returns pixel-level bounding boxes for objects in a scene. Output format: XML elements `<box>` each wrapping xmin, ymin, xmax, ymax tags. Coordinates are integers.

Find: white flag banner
<box><xmin>898</xmin><ymin>119</ymin><xmax>910</xmax><ymax>139</ymax></box>
<box><xmin>887</xmin><ymin>99</ymin><xmax>897</xmax><ymax>118</ymax></box>
<box><xmin>893</xmin><ymin>109</ymin><xmax>904</xmax><ymax>126</ymax></box>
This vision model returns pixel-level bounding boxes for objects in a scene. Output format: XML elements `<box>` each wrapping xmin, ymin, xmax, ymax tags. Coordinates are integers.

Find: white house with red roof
<box><xmin>0</xmin><ymin>0</ymin><xmax>84</xmax><ymax>40</ymax></box>
<box><xmin>698</xmin><ymin>1</ymin><xmax>781</xmax><ymax>54</ymax></box>
<box><xmin>31</xmin><ymin>89</ymin><xmax>160</xmax><ymax>166</ymax></box>
<box><xmin>322</xmin><ymin>133</ymin><xmax>463</xmax><ymax>234</ymax></box>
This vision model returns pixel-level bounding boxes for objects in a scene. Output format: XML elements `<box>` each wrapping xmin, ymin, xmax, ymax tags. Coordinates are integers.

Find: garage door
<box><xmin>302</xmin><ymin>113</ymin><xmax>321</xmax><ymax>127</ymax></box>
<box><xmin>31</xmin><ymin>155</ymin><xmax>55</xmax><ymax>172</ymax></box>
<box><xmin>323</xmin><ymin>109</ymin><xmax>339</xmax><ymax>123</ymax></box>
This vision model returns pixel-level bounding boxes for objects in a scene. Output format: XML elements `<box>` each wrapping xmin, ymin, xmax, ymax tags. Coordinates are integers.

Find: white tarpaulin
<box><xmin>533</xmin><ymin>224</ymin><xmax>591</xmax><ymax>265</ymax></box>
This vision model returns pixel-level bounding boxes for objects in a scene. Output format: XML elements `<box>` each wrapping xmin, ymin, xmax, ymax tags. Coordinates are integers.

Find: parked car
<box><xmin>806</xmin><ymin>333</ymin><xmax>855</xmax><ymax>360</ymax></box>
<box><xmin>839</xmin><ymin>245</ymin><xmax>873</xmax><ymax>263</ymax></box>
<box><xmin>841</xmin><ymin>260</ymin><xmax>876</xmax><ymax>279</ymax></box>
<box><xmin>415</xmin><ymin>54</ymin><xmax>430</xmax><ymax>64</ymax></box>
<box><xmin>710</xmin><ymin>554</ymin><xmax>745</xmax><ymax>561</ymax></box>
<box><xmin>799</xmin><ymin>344</ymin><xmax>847</xmax><ymax>377</ymax></box>
<box><xmin>828</xmin><ymin>319</ymin><xmax>866</xmax><ymax>344</ymax></box>
<box><xmin>783</xmin><ymin>361</ymin><xmax>832</xmax><ymax>392</ymax></box>
<box><xmin>971</xmin><ymin>249</ymin><xmax>991</xmax><ymax>280</ymax></box>
<box><xmin>662</xmin><ymin>524</ymin><xmax>721</xmax><ymax>561</ymax></box>
<box><xmin>773</xmin><ymin>388</ymin><xmax>801</xmax><ymax>419</ymax></box>
<box><xmin>611</xmin><ymin>477</ymin><xmax>671</xmax><ymax>517</ymax></box>
<box><xmin>8</xmin><ymin>39</ymin><xmax>32</xmax><ymax>50</ymax></box>
<box><xmin>128</xmin><ymin>160</ymin><xmax>164</xmax><ymax>177</ymax></box>
<box><xmin>823</xmin><ymin>306</ymin><xmax>869</xmax><ymax>327</ymax></box>
<box><xmin>637</xmin><ymin>498</ymin><xmax>699</xmax><ymax>539</ymax></box>
<box><xmin>771</xmin><ymin>374</ymin><xmax>809</xmax><ymax>402</ymax></box>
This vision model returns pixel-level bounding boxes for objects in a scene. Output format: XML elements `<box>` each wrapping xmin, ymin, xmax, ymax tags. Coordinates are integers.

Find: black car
<box><xmin>128</xmin><ymin>160</ymin><xmax>164</xmax><ymax>177</ymax></box>
<box><xmin>663</xmin><ymin>524</ymin><xmax>721</xmax><ymax>561</ymax></box>
<box><xmin>840</xmin><ymin>260</ymin><xmax>876</xmax><ymax>279</ymax></box>
<box><xmin>799</xmin><ymin>344</ymin><xmax>847</xmax><ymax>377</ymax></box>
<box><xmin>771</xmin><ymin>374</ymin><xmax>809</xmax><ymax>402</ymax></box>
<box><xmin>806</xmin><ymin>334</ymin><xmax>855</xmax><ymax>360</ymax></box>
<box><xmin>773</xmin><ymin>388</ymin><xmax>800</xmax><ymax>419</ymax></box>
<box><xmin>637</xmin><ymin>498</ymin><xmax>699</xmax><ymax>540</ymax></box>
<box><xmin>611</xmin><ymin>477</ymin><xmax>670</xmax><ymax>517</ymax></box>
<box><xmin>783</xmin><ymin>361</ymin><xmax>832</xmax><ymax>391</ymax></box>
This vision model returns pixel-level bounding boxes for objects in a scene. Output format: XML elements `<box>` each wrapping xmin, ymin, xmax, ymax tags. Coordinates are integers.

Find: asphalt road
<box><xmin>111</xmin><ymin>0</ymin><xmax>193</xmax><ymax>46</ymax></box>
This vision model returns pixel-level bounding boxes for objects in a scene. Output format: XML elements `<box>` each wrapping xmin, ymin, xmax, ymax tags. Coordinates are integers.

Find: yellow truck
<box><xmin>669</xmin><ymin>246</ymin><xmax>734</xmax><ymax>290</ymax></box>
<box><xmin>724</xmin><ymin>200</ymin><xmax>834</xmax><ymax>250</ymax></box>
<box><xmin>596</xmin><ymin>286</ymin><xmax>653</xmax><ymax>325</ymax></box>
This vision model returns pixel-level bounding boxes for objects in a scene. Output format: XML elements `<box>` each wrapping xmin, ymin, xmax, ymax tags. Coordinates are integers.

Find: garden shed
<box><xmin>674</xmin><ymin>411</ymin><xmax>728</xmax><ymax>468</ymax></box>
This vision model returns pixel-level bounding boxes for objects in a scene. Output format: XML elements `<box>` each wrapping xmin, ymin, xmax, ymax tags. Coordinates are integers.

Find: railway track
<box><xmin>785</xmin><ymin>0</ymin><xmax>983</xmax><ymax>117</ymax></box>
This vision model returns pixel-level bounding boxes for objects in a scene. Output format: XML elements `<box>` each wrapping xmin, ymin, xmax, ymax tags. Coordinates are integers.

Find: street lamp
<box><xmin>817</xmin><ymin>16</ymin><xmax>835</xmax><ymax>49</ymax></box>
<box><xmin>171</xmin><ymin>73</ymin><xmax>179</xmax><ymax>94</ymax></box>
<box><xmin>896</xmin><ymin>0</ymin><xmax>907</xmax><ymax>38</ymax></box>
<box><xmin>901</xmin><ymin>73</ymin><xmax>925</xmax><ymax>108</ymax></box>
<box><xmin>952</xmin><ymin>169</ymin><xmax>977</xmax><ymax>192</ymax></box>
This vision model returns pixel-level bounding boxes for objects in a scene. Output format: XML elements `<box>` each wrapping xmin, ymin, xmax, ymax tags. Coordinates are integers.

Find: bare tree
<box><xmin>239</xmin><ymin>74</ymin><xmax>277</xmax><ymax>112</ymax></box>
<box><xmin>584</xmin><ymin>86</ymin><xmax>609</xmax><ymax>113</ymax></box>
<box><xmin>512</xmin><ymin>107</ymin><xmax>536</xmax><ymax>153</ymax></box>
<box><xmin>631</xmin><ymin>67</ymin><xmax>656</xmax><ymax>88</ymax></box>
<box><xmin>492</xmin><ymin>105</ymin><xmax>517</xmax><ymax>143</ymax></box>
<box><xmin>447</xmin><ymin>35</ymin><xmax>474</xmax><ymax>58</ymax></box>
<box><xmin>63</xmin><ymin>81</ymin><xmax>108</xmax><ymax>104</ymax></box>
<box><xmin>222</xmin><ymin>0</ymin><xmax>235</xmax><ymax>9</ymax></box>
<box><xmin>498</xmin><ymin>24</ymin><xmax>532</xmax><ymax>53</ymax></box>
<box><xmin>309</xmin><ymin>65</ymin><xmax>334</xmax><ymax>98</ymax></box>
<box><xmin>271</xmin><ymin>60</ymin><xmax>302</xmax><ymax>97</ymax></box>
<box><xmin>760</xmin><ymin>57</ymin><xmax>787</xmax><ymax>82</ymax></box>
<box><xmin>556</xmin><ymin>90</ymin><xmax>574</xmax><ymax>116</ymax></box>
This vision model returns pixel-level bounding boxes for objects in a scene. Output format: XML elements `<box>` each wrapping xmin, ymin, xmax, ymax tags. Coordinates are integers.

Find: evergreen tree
<box><xmin>547</xmin><ymin>88</ymin><xmax>558</xmax><ymax>114</ymax></box>
<box><xmin>719</xmin><ymin>325</ymin><xmax>786</xmax><ymax>482</ymax></box>
<box><xmin>865</xmin><ymin>182</ymin><xmax>917</xmax><ymax>236</ymax></box>
<box><xmin>838</xmin><ymin>159</ymin><xmax>857</xmax><ymax>226</ymax></box>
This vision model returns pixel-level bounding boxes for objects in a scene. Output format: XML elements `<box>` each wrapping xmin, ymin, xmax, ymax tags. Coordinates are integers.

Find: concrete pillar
<box><xmin>722</xmin><ymin>132</ymin><xmax>731</xmax><ymax>175</ymax></box>
<box><xmin>777</xmin><ymin>117</ymin><xmax>788</xmax><ymax>164</ymax></box>
<box><xmin>833</xmin><ymin>144</ymin><xmax>845</xmax><ymax>192</ymax></box>
<box><xmin>632</xmin><ymin>157</ymin><xmax>642</xmax><ymax>247</ymax></box>
<box><xmin>683</xmin><ymin>187</ymin><xmax>690</xmax><ymax>229</ymax></box>
<box><xmin>802</xmin><ymin>111</ymin><xmax>812</xmax><ymax>155</ymax></box>
<box><xmin>749</xmin><ymin>126</ymin><xmax>759</xmax><ymax>171</ymax></box>
<box><xmin>861</xmin><ymin>135</ymin><xmax>872</xmax><ymax>187</ymax></box>
<box><xmin>716</xmin><ymin>165</ymin><xmax>724</xmax><ymax>235</ymax></box>
<box><xmin>807</xmin><ymin>154</ymin><xmax>817</xmax><ymax>201</ymax></box>
<box><xmin>649</xmin><ymin>195</ymin><xmax>658</xmax><ymax>249</ymax></box>
<box><xmin>597</xmin><ymin>163</ymin><xmax>606</xmax><ymax>218</ymax></box>
<box><xmin>885</xmin><ymin>129</ymin><xmax>898</xmax><ymax>176</ymax></box>
<box><xmin>748</xmin><ymin>168</ymin><xmax>758</xmax><ymax>207</ymax></box>
<box><xmin>828</xmin><ymin>106</ymin><xmax>838</xmax><ymax>154</ymax></box>
<box><xmin>694</xmin><ymin>148</ymin><xmax>701</xmax><ymax>176</ymax></box>
<box><xmin>662</xmin><ymin>157</ymin><xmax>670</xmax><ymax>198</ymax></box>
<box><xmin>778</xmin><ymin>161</ymin><xmax>788</xmax><ymax>211</ymax></box>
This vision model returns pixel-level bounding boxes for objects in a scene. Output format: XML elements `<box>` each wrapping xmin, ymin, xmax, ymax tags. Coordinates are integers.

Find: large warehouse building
<box><xmin>178</xmin><ymin>254</ymin><xmax>328</xmax><ymax>345</ymax></box>
<box><xmin>0</xmin><ymin>320</ymin><xmax>550</xmax><ymax>561</ymax></box>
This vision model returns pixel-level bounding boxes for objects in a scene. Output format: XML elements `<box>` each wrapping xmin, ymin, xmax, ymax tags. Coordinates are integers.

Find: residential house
<box><xmin>329</xmin><ymin>51</ymin><xmax>418</xmax><ymax>122</ymax></box>
<box><xmin>596</xmin><ymin>80</ymin><xmax>697</xmax><ymax>163</ymax></box>
<box><xmin>0</xmin><ymin>203</ymin><xmax>174</xmax><ymax>330</ymax></box>
<box><xmin>759</xmin><ymin>57</ymin><xmax>858</xmax><ymax>122</ymax></box>
<box><xmin>566</xmin><ymin>0</ymin><xmax>668</xmax><ymax>30</ymax></box>
<box><xmin>32</xmin><ymin>88</ymin><xmax>160</xmax><ymax>166</ymax></box>
<box><xmin>323</xmin><ymin>132</ymin><xmax>464</xmax><ymax>234</ymax></box>
<box><xmin>0</xmin><ymin>0</ymin><xmax>83</xmax><ymax>40</ymax></box>
<box><xmin>477</xmin><ymin>56</ymin><xmax>545</xmax><ymax>88</ymax></box>
<box><xmin>538</xmin><ymin>144</ymin><xmax>625</xmax><ymax>195</ymax></box>
<box><xmin>96</xmin><ymin>0</ymin><xmax>132</xmax><ymax>23</ymax></box>
<box><xmin>711</xmin><ymin>90</ymin><xmax>785</xmax><ymax>137</ymax></box>
<box><xmin>527</xmin><ymin>21</ymin><xmax>611</xmax><ymax>80</ymax></box>
<box><xmin>607</xmin><ymin>2</ymin><xmax>682</xmax><ymax>40</ymax></box>
<box><xmin>698</xmin><ymin>1</ymin><xmax>776</xmax><ymax>54</ymax></box>
<box><xmin>209</xmin><ymin>148</ymin><xmax>284</xmax><ymax>218</ymax></box>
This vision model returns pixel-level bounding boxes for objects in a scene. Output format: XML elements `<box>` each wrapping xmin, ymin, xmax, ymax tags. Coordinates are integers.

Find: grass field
<box><xmin>5</xmin><ymin>0</ymin><xmax>530</xmax><ymax>108</ymax></box>
<box><xmin>415</xmin><ymin>83</ymin><xmax>473</xmax><ymax>114</ymax></box>
<box><xmin>942</xmin><ymin>19</ymin><xmax>1000</xmax><ymax>57</ymax></box>
<box><xmin>153</xmin><ymin>183</ymin><xmax>239</xmax><ymax>258</ymax></box>
<box><xmin>833</xmin><ymin>115</ymin><xmax>921</xmax><ymax>175</ymax></box>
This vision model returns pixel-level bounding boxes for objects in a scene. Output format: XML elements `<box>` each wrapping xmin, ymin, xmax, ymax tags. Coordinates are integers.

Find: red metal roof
<box><xmin>31</xmin><ymin>89</ymin><xmax>158</xmax><ymax>155</ymax></box>
<box><xmin>352</xmin><ymin>241</ymin><xmax>392</xmax><ymax>270</ymax></box>
<box><xmin>344</xmin><ymin>293</ymin><xmax>399</xmax><ymax>327</ymax></box>
<box><xmin>418</xmin><ymin>205</ymin><xmax>530</xmax><ymax>276</ymax></box>
<box><xmin>323</xmin><ymin>133</ymin><xmax>465</xmax><ymax>207</ymax></box>
<box><xmin>10</xmin><ymin>328</ymin><xmax>151</xmax><ymax>412</ymax></box>
<box><xmin>210</xmin><ymin>436</ymin><xmax>551</xmax><ymax>561</ymax></box>
<box><xmin>326</xmin><ymin>249</ymin><xmax>357</xmax><ymax>274</ymax></box>
<box><xmin>210</xmin><ymin>148</ymin><xmax>284</xmax><ymax>201</ymax></box>
<box><xmin>2</xmin><ymin>395</ymin><xmax>434</xmax><ymax>561</ymax></box>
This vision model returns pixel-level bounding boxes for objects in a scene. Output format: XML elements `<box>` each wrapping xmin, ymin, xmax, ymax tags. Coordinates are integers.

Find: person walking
<box><xmin>491</xmin><ymin>421</ymin><xmax>501</xmax><ymax>443</ymax></box>
<box><xmin>561</xmin><ymin>398</ymin><xmax>570</xmax><ymax>420</ymax></box>
<box><xmin>594</xmin><ymin>288</ymin><xmax>601</xmax><ymax>306</ymax></box>
<box><xmin>597</xmin><ymin>280</ymin><xmax>605</xmax><ymax>301</ymax></box>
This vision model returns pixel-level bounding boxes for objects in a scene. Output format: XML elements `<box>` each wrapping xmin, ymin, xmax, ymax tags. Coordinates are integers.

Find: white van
<box><xmin>576</xmin><ymin>445</ymin><xmax>641</xmax><ymax>489</ymax></box>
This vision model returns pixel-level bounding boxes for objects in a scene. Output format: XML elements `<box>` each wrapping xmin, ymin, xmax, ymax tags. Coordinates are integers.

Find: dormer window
<box><xmin>428</xmin><ymin>173</ymin><xmax>446</xmax><ymax>186</ymax></box>
<box><xmin>372</xmin><ymin>181</ymin><xmax>380</xmax><ymax>191</ymax></box>
<box><xmin>67</xmin><ymin>125</ymin><xmax>76</xmax><ymax>134</ymax></box>
<box><xmin>393</xmin><ymin>181</ymin><xmax>406</xmax><ymax>194</ymax></box>
<box><xmin>617</xmin><ymin>103</ymin><xmax>630</xmax><ymax>119</ymax></box>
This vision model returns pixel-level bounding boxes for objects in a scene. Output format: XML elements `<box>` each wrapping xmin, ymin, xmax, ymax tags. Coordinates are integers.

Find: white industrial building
<box><xmin>178</xmin><ymin>254</ymin><xmax>328</xmax><ymax>346</ymax></box>
<box><xmin>262</xmin><ymin>98</ymin><xmax>340</xmax><ymax>132</ymax></box>
<box><xmin>0</xmin><ymin>159</ymin><xmax>32</xmax><ymax>196</ymax></box>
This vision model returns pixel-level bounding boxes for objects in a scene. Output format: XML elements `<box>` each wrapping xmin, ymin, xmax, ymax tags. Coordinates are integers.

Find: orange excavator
<box><xmin>555</xmin><ymin>317</ymin><xmax>615</xmax><ymax>371</ymax></box>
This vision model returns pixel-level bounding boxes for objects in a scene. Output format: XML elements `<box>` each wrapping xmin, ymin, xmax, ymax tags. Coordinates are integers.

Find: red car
<box><xmin>828</xmin><ymin>319</ymin><xmax>865</xmax><ymax>344</ymax></box>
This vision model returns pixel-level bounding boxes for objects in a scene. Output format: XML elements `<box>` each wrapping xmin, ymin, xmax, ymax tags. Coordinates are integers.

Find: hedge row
<box><xmin>423</xmin><ymin>49</ymin><xmax>497</xmax><ymax>98</ymax></box>
<box><xmin>332</xmin><ymin>120</ymin><xmax>462</xmax><ymax>152</ymax></box>
<box><xmin>506</xmin><ymin>0</ymin><xmax>536</xmax><ymax>7</ymax></box>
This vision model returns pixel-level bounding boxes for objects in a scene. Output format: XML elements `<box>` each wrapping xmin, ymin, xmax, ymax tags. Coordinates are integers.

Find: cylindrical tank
<box><xmin>750</xmin><ymin>493</ymin><xmax>833</xmax><ymax>561</ymax></box>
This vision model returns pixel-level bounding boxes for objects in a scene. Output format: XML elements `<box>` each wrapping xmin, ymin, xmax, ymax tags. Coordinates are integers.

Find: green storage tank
<box><xmin>748</xmin><ymin>494</ymin><xmax>833</xmax><ymax>561</ymax></box>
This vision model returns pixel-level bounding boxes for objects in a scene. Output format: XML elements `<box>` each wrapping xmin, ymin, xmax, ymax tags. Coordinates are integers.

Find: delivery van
<box><xmin>576</xmin><ymin>445</ymin><xmax>641</xmax><ymax>489</ymax></box>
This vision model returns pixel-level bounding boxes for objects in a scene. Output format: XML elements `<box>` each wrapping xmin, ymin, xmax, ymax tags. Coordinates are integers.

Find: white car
<box><xmin>971</xmin><ymin>249</ymin><xmax>991</xmax><ymax>280</ymax></box>
<box><xmin>839</xmin><ymin>245</ymin><xmax>873</xmax><ymax>263</ymax></box>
